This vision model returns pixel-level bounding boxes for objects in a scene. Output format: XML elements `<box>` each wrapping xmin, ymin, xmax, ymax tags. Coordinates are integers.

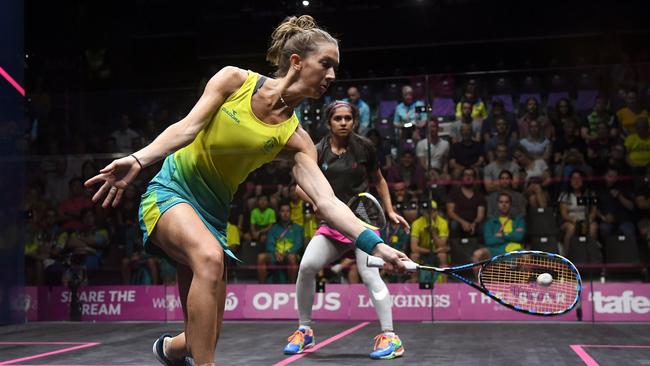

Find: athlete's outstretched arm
<box><xmin>284</xmin><ymin>126</ymin><xmax>410</xmax><ymax>270</ymax></box>
<box><xmin>85</xmin><ymin>66</ymin><xmax>248</xmax><ymax>208</ymax></box>
<box><xmin>131</xmin><ymin>67</ymin><xmax>247</xmax><ymax>167</ymax></box>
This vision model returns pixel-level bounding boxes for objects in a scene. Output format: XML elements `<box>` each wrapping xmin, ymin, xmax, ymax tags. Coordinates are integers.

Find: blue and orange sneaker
<box><xmin>283</xmin><ymin>327</ymin><xmax>315</xmax><ymax>355</ymax></box>
<box><xmin>369</xmin><ymin>333</ymin><xmax>404</xmax><ymax>360</ymax></box>
<box><xmin>152</xmin><ymin>333</ymin><xmax>194</xmax><ymax>366</ymax></box>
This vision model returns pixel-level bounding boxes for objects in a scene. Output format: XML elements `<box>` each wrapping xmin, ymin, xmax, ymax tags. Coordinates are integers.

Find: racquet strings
<box><xmin>349</xmin><ymin>194</ymin><xmax>385</xmax><ymax>230</ymax></box>
<box><xmin>480</xmin><ymin>253</ymin><xmax>579</xmax><ymax>314</ymax></box>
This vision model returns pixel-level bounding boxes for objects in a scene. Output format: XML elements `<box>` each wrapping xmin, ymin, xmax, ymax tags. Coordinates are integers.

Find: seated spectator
<box><xmin>486</xmin><ymin>170</ymin><xmax>527</xmax><ymax>219</ymax></box>
<box><xmin>395</xmin><ymin>190</ymin><xmax>420</xmax><ymax>225</ymax></box>
<box><xmin>345</xmin><ymin>86</ymin><xmax>371</xmax><ymax>135</ymax></box>
<box><xmin>483</xmin><ymin>143</ymin><xmax>521</xmax><ymax>193</ymax></box>
<box><xmin>449</xmin><ymin>123</ymin><xmax>485</xmax><ymax>179</ymax></box>
<box><xmin>58</xmin><ymin>178</ymin><xmax>94</xmax><ymax>232</ymax></box>
<box><xmin>60</xmin><ymin>208</ymin><xmax>110</xmax><ymax>270</ymax></box>
<box><xmin>481</xmin><ymin>192</ymin><xmax>525</xmax><ymax>256</ymax></box>
<box><xmin>484</xmin><ymin>117</ymin><xmax>518</xmax><ymax>161</ymax></box>
<box><xmin>513</xmin><ymin>144</ymin><xmax>551</xmax><ymax>209</ymax></box>
<box><xmin>553</xmin><ymin>118</ymin><xmax>588</xmax><ymax>168</ymax></box>
<box><xmin>115</xmin><ymin>185</ymin><xmax>149</xmax><ymax>284</ymax></box>
<box><xmin>518</xmin><ymin>97</ymin><xmax>554</xmax><ymax>140</ymax></box>
<box><xmin>387</xmin><ymin>150</ymin><xmax>426</xmax><ymax>196</ymax></box>
<box><xmin>109</xmin><ymin>114</ymin><xmax>141</xmax><ymax>153</ymax></box>
<box><xmin>288</xmin><ymin>184</ymin><xmax>305</xmax><ymax>226</ymax></box>
<box><xmin>519</xmin><ymin>120</ymin><xmax>552</xmax><ymax>161</ymax></box>
<box><xmin>391</xmin><ymin>180</ymin><xmax>409</xmax><ymax>206</ymax></box>
<box><xmin>551</xmin><ymin>98</ymin><xmax>579</xmax><ymax>140</ymax></box>
<box><xmin>25</xmin><ymin>207</ymin><xmax>60</xmax><ymax>285</ymax></box>
<box><xmin>586</xmin><ymin>122</ymin><xmax>615</xmax><ymax>174</ymax></box>
<box><xmin>450</xmin><ymin>100</ymin><xmax>483</xmax><ymax>143</ymax></box>
<box><xmin>455</xmin><ymin>84</ymin><xmax>488</xmax><ymax>121</ymax></box>
<box><xmin>446</xmin><ymin>168</ymin><xmax>486</xmax><ymax>238</ymax></box>
<box><xmin>556</xmin><ymin>147</ymin><xmax>595</xmax><ymax>192</ymax></box>
<box><xmin>250</xmin><ymin>195</ymin><xmax>276</xmax><ymax>244</ymax></box>
<box><xmin>596</xmin><ymin>167</ymin><xmax>636</xmax><ymax>240</ymax></box>
<box><xmin>581</xmin><ymin>95</ymin><xmax>618</xmax><ymax>142</ymax></box>
<box><xmin>365</xmin><ymin>129</ymin><xmax>392</xmax><ymax>172</ymax></box>
<box><xmin>23</xmin><ymin>183</ymin><xmax>48</xmax><ymax>224</ymax></box>
<box><xmin>634</xmin><ymin>164</ymin><xmax>650</xmax><ymax>252</ymax></box>
<box><xmin>258</xmin><ymin>202</ymin><xmax>303</xmax><ymax>284</ymax></box>
<box><xmin>616</xmin><ymin>90</ymin><xmax>649</xmax><ymax>136</ymax></box>
<box><xmin>226</xmin><ymin>200</ymin><xmax>244</xmax><ymax>254</ymax></box>
<box><xmin>606</xmin><ymin>143</ymin><xmax>632</xmax><ymax>178</ymax></box>
<box><xmin>481</xmin><ymin>99</ymin><xmax>518</xmax><ymax>142</ymax></box>
<box><xmin>415</xmin><ymin>120</ymin><xmax>450</xmax><ymax>179</ymax></box>
<box><xmin>410</xmin><ymin>200</ymin><xmax>450</xmax><ymax>280</ymax></box>
<box><xmin>251</xmin><ymin>161</ymin><xmax>291</xmax><ymax>209</ymax></box>
<box><xmin>393</xmin><ymin>85</ymin><xmax>427</xmax><ymax>141</ymax></box>
<box><xmin>624</xmin><ymin>117</ymin><xmax>650</xmax><ymax>174</ymax></box>
<box><xmin>558</xmin><ymin>170</ymin><xmax>599</xmax><ymax>254</ymax></box>
<box><xmin>287</xmin><ymin>185</ymin><xmax>317</xmax><ymax>242</ymax></box>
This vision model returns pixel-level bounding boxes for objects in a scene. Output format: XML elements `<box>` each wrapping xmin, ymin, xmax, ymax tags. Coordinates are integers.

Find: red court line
<box><xmin>0</xmin><ymin>66</ymin><xmax>25</xmax><ymax>96</ymax></box>
<box><xmin>570</xmin><ymin>345</ymin><xmax>599</xmax><ymax>366</ymax></box>
<box><xmin>272</xmin><ymin>321</ymin><xmax>370</xmax><ymax>366</ymax></box>
<box><xmin>570</xmin><ymin>344</ymin><xmax>650</xmax><ymax>366</ymax></box>
<box><xmin>0</xmin><ymin>342</ymin><xmax>100</xmax><ymax>365</ymax></box>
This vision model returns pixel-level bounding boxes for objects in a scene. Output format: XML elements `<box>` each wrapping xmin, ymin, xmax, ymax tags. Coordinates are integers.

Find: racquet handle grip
<box><xmin>366</xmin><ymin>256</ymin><xmax>386</xmax><ymax>267</ymax></box>
<box><xmin>366</xmin><ymin>256</ymin><xmax>419</xmax><ymax>272</ymax></box>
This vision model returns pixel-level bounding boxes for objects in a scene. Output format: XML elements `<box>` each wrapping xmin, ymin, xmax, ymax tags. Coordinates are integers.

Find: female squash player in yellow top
<box><xmin>85</xmin><ymin>15</ymin><xmax>410</xmax><ymax>366</ymax></box>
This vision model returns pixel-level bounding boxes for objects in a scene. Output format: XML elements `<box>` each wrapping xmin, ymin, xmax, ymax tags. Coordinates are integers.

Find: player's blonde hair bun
<box><xmin>266</xmin><ymin>15</ymin><xmax>338</xmax><ymax>76</ymax></box>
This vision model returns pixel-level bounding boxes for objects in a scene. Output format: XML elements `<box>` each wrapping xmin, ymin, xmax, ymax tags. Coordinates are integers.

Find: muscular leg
<box><xmin>163</xmin><ymin>263</ymin><xmax>227</xmax><ymax>363</ymax></box>
<box><xmin>164</xmin><ymin>264</ymin><xmax>191</xmax><ymax>360</ymax></box>
<box><xmin>296</xmin><ymin>235</ymin><xmax>348</xmax><ymax>327</ymax></box>
<box><xmin>151</xmin><ymin>203</ymin><xmax>226</xmax><ymax>366</ymax></box>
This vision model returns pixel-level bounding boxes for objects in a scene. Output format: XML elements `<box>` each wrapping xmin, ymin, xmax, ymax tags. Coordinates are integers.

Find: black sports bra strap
<box><xmin>252</xmin><ymin>74</ymin><xmax>268</xmax><ymax>95</ymax></box>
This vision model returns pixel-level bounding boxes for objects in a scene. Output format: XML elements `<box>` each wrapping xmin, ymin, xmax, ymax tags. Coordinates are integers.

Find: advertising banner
<box><xmin>580</xmin><ymin>283</ymin><xmax>650</xmax><ymax>321</ymax></box>
<box><xmin>26</xmin><ymin>283</ymin><xmax>650</xmax><ymax>322</ymax></box>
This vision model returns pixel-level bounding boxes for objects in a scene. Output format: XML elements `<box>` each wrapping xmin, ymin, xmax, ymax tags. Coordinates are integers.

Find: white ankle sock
<box><xmin>299</xmin><ymin>325</ymin><xmax>312</xmax><ymax>332</ymax></box>
<box><xmin>383</xmin><ymin>331</ymin><xmax>395</xmax><ymax>337</ymax></box>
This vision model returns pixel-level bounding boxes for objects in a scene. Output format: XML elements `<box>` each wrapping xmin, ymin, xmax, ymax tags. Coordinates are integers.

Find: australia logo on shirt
<box><xmin>262</xmin><ymin>138</ymin><xmax>275</xmax><ymax>154</ymax></box>
<box><xmin>221</xmin><ymin>107</ymin><xmax>241</xmax><ymax>124</ymax></box>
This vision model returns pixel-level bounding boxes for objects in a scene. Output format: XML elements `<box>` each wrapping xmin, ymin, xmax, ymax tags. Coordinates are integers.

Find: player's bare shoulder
<box><xmin>205</xmin><ymin>66</ymin><xmax>249</xmax><ymax>97</ymax></box>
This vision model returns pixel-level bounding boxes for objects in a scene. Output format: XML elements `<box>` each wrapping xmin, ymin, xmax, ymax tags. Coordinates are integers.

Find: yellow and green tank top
<box><xmin>151</xmin><ymin>71</ymin><xmax>299</xmax><ymax>225</ymax></box>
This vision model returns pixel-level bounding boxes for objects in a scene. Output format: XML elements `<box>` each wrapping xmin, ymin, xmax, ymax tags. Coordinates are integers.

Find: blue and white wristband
<box><xmin>355</xmin><ymin>228</ymin><xmax>384</xmax><ymax>255</ymax></box>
